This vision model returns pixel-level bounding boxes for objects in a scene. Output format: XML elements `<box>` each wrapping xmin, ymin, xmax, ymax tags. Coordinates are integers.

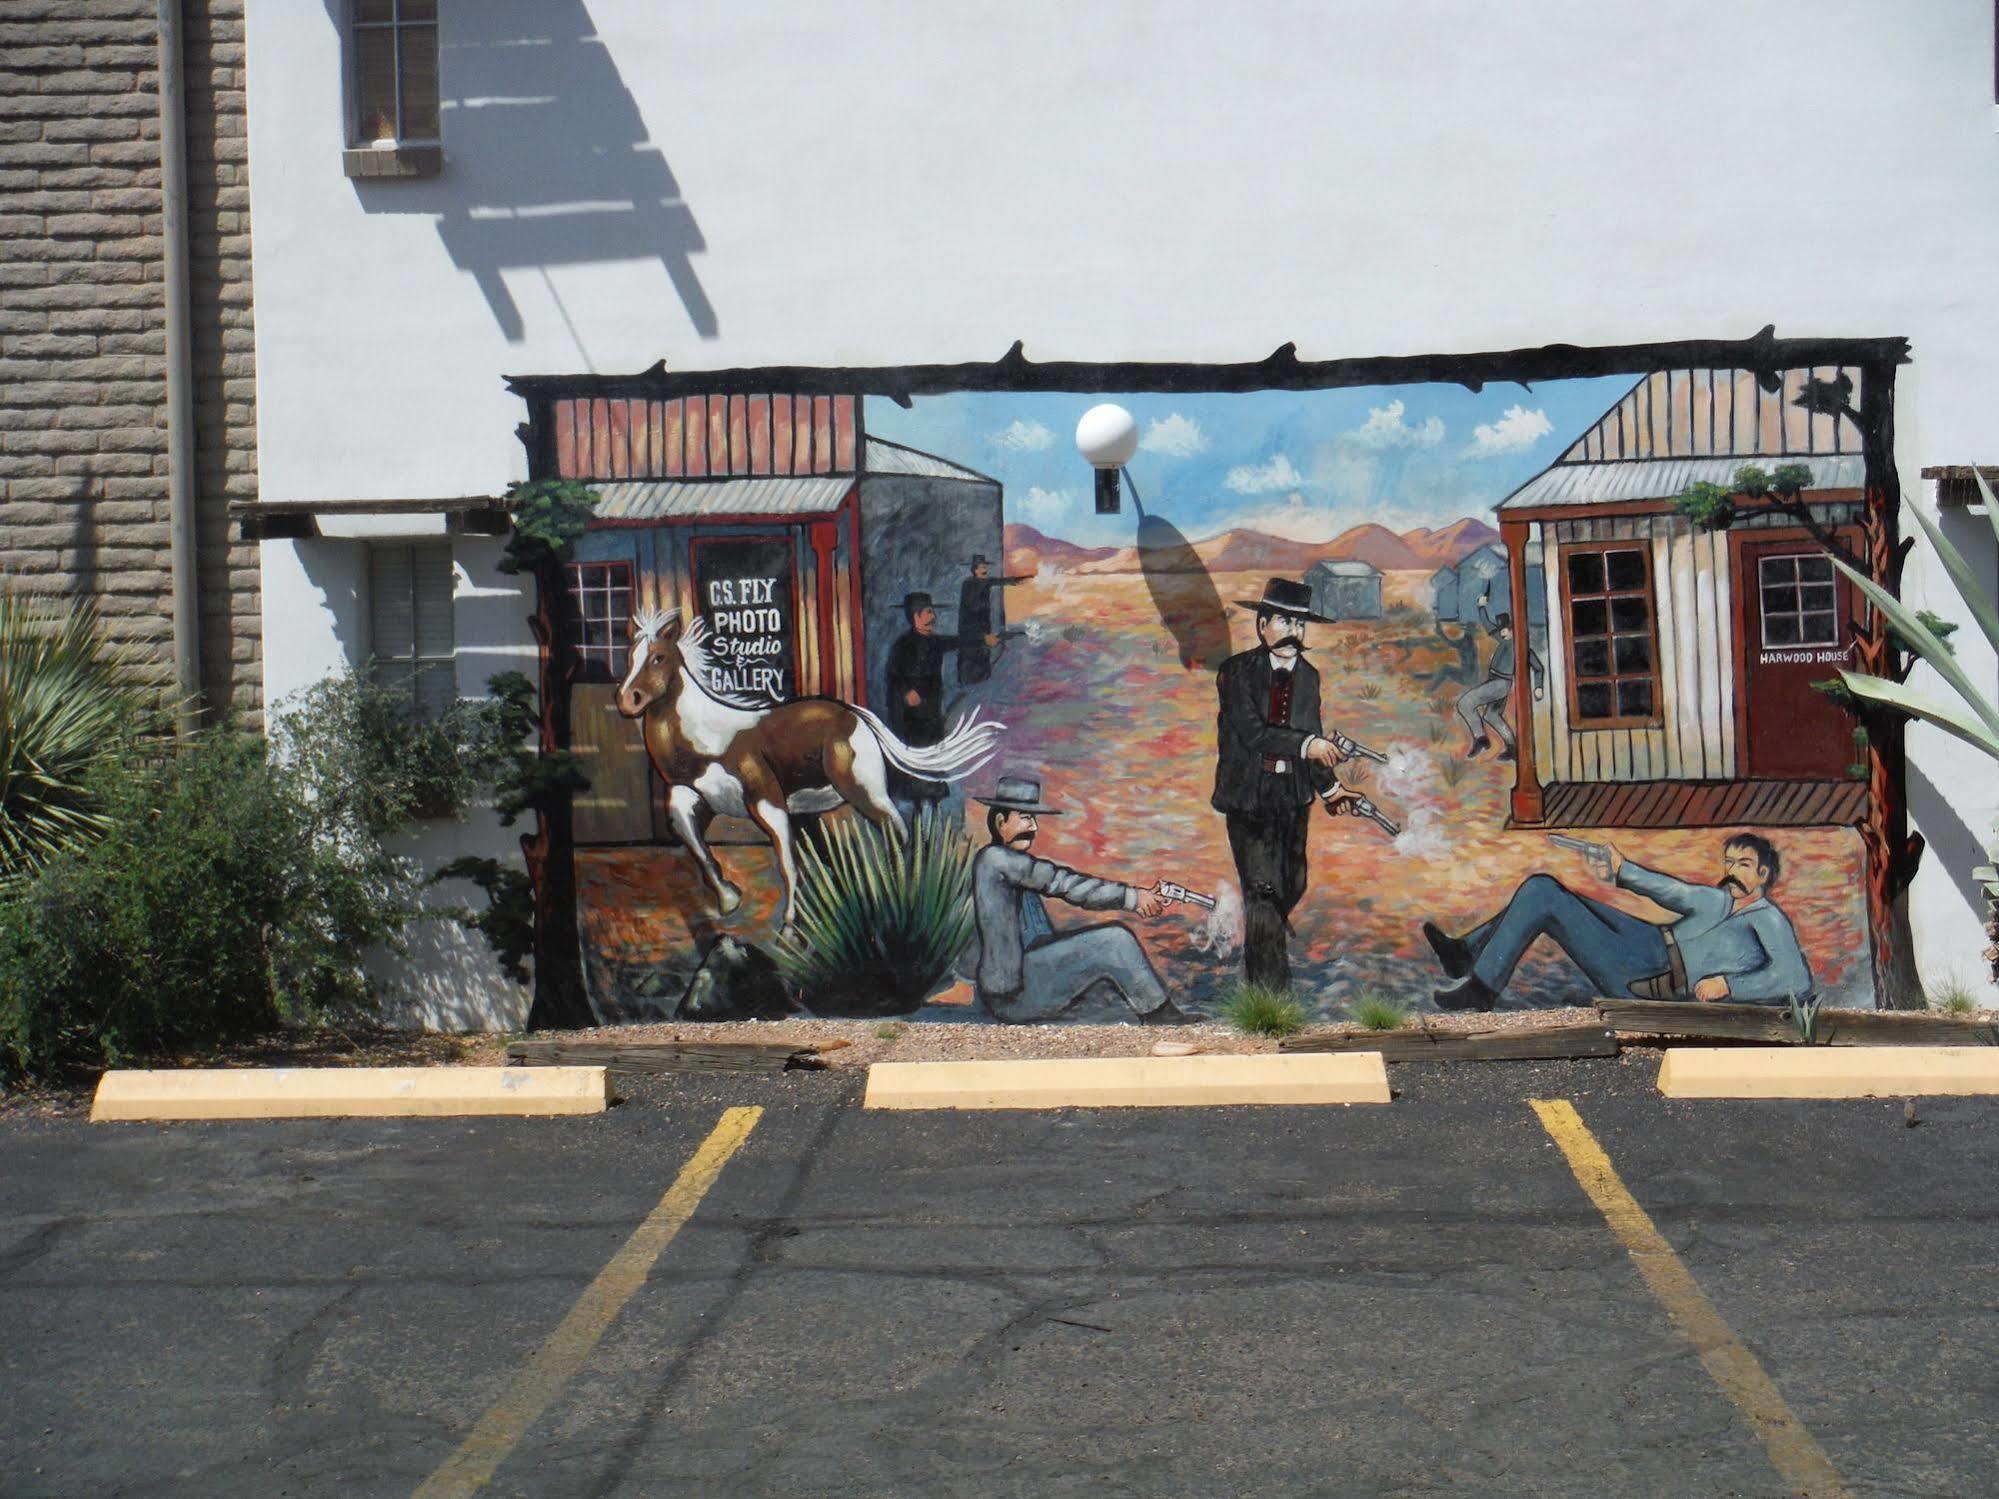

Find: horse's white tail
<box><xmin>850</xmin><ymin>704</ymin><xmax>1005</xmax><ymax>782</ymax></box>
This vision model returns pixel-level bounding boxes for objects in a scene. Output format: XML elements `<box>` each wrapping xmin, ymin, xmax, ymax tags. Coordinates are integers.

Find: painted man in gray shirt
<box><xmin>968</xmin><ymin>774</ymin><xmax>1195</xmax><ymax>1025</ymax></box>
<box><xmin>1424</xmin><ymin>833</ymin><xmax>1813</xmax><ymax>1011</ymax></box>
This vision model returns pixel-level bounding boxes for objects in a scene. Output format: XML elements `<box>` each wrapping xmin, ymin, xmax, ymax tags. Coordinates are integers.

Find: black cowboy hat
<box><xmin>967</xmin><ymin>554</ymin><xmax>991</xmax><ymax>567</ymax></box>
<box><xmin>973</xmin><ymin>773</ymin><xmax>1064</xmax><ymax>815</ymax></box>
<box><xmin>901</xmin><ymin>591</ymin><xmax>935</xmax><ymax>615</ymax></box>
<box><xmin>1234</xmin><ymin>576</ymin><xmax>1338</xmax><ymax>625</ymax></box>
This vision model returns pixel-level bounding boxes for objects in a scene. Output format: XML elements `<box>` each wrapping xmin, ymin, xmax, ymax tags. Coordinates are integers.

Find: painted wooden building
<box><xmin>506</xmin><ymin>383</ymin><xmax>1003</xmax><ymax>844</ymax></box>
<box><xmin>1496</xmin><ymin>366</ymin><xmax>1872</xmax><ymax>831</ymax></box>
<box><xmin>1305</xmin><ymin>559</ymin><xmax>1382</xmax><ymax>620</ymax></box>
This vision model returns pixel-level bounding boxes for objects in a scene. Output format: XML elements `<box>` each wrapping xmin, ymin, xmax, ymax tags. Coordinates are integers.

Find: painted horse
<box><xmin>615</xmin><ymin>607</ymin><xmax>1003</xmax><ymax>924</ymax></box>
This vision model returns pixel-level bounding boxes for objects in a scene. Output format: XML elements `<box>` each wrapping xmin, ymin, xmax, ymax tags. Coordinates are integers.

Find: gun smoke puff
<box><xmin>1375</xmin><ymin>744</ymin><xmax>1440</xmax><ymax>801</ymax></box>
<box><xmin>1391</xmin><ymin>807</ymin><xmax>1453</xmax><ymax>861</ymax></box>
<box><xmin>1192</xmin><ymin>880</ymin><xmax>1245</xmax><ymax>959</ymax></box>
<box><xmin>1372</xmin><ymin>743</ymin><xmax>1453</xmax><ymax>861</ymax></box>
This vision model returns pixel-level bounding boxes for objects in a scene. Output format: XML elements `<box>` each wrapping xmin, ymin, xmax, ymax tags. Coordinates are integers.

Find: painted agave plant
<box><xmin>773</xmin><ymin>804</ymin><xmax>977</xmax><ymax>1016</ymax></box>
<box><xmin>1829</xmin><ymin>467</ymin><xmax>1999</xmax><ymax>907</ymax></box>
<box><xmin>0</xmin><ymin>590</ymin><xmax>142</xmax><ymax>889</ymax></box>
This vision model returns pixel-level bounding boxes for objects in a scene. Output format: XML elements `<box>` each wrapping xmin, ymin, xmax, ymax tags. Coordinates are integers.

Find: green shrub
<box><xmin>773</xmin><ymin>807</ymin><xmax>975</xmax><ymax>1017</ymax></box>
<box><xmin>271</xmin><ymin>666</ymin><xmax>513</xmax><ymax>834</ymax></box>
<box><xmin>1217</xmin><ymin>981</ymin><xmax>1306</xmax><ymax>1037</ymax></box>
<box><xmin>1925</xmin><ymin>973</ymin><xmax>1982</xmax><ymax>1017</ymax></box>
<box><xmin>0</xmin><ymin>733</ymin><xmax>427</xmax><ymax>1081</ymax></box>
<box><xmin>1351</xmin><ymin>992</ymin><xmax>1408</xmax><ymax>1031</ymax></box>
<box><xmin>0</xmin><ymin>591</ymin><xmax>152</xmax><ymax>890</ymax></box>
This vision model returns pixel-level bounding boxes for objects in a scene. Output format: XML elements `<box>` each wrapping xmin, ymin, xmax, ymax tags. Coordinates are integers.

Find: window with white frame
<box><xmin>369</xmin><ymin>542</ymin><xmax>456</xmax><ymax>719</ymax></box>
<box><xmin>351</xmin><ymin>0</ymin><xmax>439</xmax><ymax>147</ymax></box>
<box><xmin>1758</xmin><ymin>553</ymin><xmax>1839</xmax><ymax>647</ymax></box>
<box><xmin>565</xmin><ymin>562</ymin><xmax>635</xmax><ymax>683</ymax></box>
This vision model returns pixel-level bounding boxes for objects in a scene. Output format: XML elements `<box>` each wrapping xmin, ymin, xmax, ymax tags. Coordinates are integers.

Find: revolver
<box><xmin>1330</xmin><ymin>729</ymin><xmax>1389</xmax><ymax>765</ymax></box>
<box><xmin>1325</xmin><ymin>789</ymin><xmax>1401</xmax><ymax>837</ymax></box>
<box><xmin>1155</xmin><ymin>880</ymin><xmax>1217</xmax><ymax>911</ymax></box>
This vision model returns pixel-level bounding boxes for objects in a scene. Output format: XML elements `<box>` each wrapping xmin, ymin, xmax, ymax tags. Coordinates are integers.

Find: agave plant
<box><xmin>0</xmin><ymin>590</ymin><xmax>142</xmax><ymax>889</ymax></box>
<box><xmin>1831</xmin><ymin>466</ymin><xmax>1999</xmax><ymax>763</ymax></box>
<box><xmin>1828</xmin><ymin>468</ymin><xmax>1999</xmax><ymax>917</ymax></box>
<box><xmin>773</xmin><ymin>805</ymin><xmax>976</xmax><ymax>1016</ymax></box>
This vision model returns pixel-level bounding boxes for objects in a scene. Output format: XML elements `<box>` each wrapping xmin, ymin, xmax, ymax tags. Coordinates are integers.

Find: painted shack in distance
<box><xmin>1497</xmin><ymin>366</ymin><xmax>1870</xmax><ymax>832</ymax></box>
<box><xmin>1306</xmin><ymin>559</ymin><xmax>1383</xmax><ymax>621</ymax></box>
<box><xmin>515</xmin><ymin>386</ymin><xmax>1002</xmax><ymax>844</ymax></box>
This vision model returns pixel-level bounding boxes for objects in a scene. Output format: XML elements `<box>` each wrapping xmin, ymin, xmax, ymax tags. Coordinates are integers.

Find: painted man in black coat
<box><xmin>956</xmin><ymin>554</ymin><xmax>1029</xmax><ymax>686</ymax></box>
<box><xmin>1212</xmin><ymin>578</ymin><xmax>1363</xmax><ymax>990</ymax></box>
<box><xmin>885</xmin><ymin>590</ymin><xmax>997</xmax><ymax>815</ymax></box>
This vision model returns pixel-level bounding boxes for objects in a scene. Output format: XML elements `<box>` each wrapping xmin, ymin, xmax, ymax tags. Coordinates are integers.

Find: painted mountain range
<box><xmin>1004</xmin><ymin>518</ymin><xmax>1498</xmax><ymax>576</ymax></box>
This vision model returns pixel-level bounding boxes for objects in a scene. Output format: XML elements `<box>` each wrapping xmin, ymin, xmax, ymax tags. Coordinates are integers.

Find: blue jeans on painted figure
<box><xmin>1468</xmin><ymin>873</ymin><xmax>1671</xmax><ymax>997</ymax></box>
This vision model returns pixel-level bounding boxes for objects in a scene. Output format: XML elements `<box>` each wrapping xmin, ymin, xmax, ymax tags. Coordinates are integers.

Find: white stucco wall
<box><xmin>262</xmin><ymin>534</ymin><xmax>539</xmax><ymax>1029</ymax></box>
<box><xmin>246</xmin><ymin>1</ymin><xmax>1999</xmax><ymax>1016</ymax></box>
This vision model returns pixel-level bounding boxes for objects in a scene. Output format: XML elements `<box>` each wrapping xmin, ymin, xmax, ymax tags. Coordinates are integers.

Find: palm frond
<box><xmin>0</xmin><ymin>590</ymin><xmax>144</xmax><ymax>888</ymax></box>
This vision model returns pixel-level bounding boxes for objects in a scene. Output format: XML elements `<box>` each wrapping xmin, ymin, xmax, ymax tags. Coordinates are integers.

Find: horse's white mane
<box><xmin>632</xmin><ymin>605</ymin><xmax>678</xmax><ymax>645</ymax></box>
<box><xmin>627</xmin><ymin>606</ymin><xmax>776</xmax><ymax>711</ymax></box>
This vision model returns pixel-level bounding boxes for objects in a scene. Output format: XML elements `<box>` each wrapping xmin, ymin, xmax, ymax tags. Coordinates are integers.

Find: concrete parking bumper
<box><xmin>863</xmin><ymin>1052</ymin><xmax>1392</xmax><ymax>1110</ymax></box>
<box><xmin>89</xmin><ymin>1066</ymin><xmax>611</xmax><ymax>1122</ymax></box>
<box><xmin>1657</xmin><ymin>1045</ymin><xmax>1999</xmax><ymax>1099</ymax></box>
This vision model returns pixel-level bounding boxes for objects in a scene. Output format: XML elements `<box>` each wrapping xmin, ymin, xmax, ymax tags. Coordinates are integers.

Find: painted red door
<box><xmin>1735</xmin><ymin>533</ymin><xmax>1860</xmax><ymax>779</ymax></box>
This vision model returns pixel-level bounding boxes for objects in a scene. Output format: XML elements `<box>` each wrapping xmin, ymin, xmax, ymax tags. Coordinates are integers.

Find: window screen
<box><xmin>369</xmin><ymin>542</ymin><xmax>455</xmax><ymax>719</ymax></box>
<box><xmin>1564</xmin><ymin>544</ymin><xmax>1659</xmax><ymax>725</ymax></box>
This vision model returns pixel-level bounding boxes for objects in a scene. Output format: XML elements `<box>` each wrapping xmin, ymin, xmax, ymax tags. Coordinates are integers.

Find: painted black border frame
<box><xmin>503</xmin><ymin>325</ymin><xmax>1923</xmax><ymax>1021</ymax></box>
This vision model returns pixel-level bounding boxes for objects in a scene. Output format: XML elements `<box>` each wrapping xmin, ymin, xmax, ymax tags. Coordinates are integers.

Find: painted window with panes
<box><xmin>369</xmin><ymin>542</ymin><xmax>456</xmax><ymax>719</ymax></box>
<box><xmin>1562</xmin><ymin>543</ymin><xmax>1661</xmax><ymax>726</ymax></box>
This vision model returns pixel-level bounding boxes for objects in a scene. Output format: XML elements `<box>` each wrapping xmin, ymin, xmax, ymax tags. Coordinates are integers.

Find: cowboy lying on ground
<box><xmin>968</xmin><ymin>774</ymin><xmax>1198</xmax><ymax>1026</ymax></box>
<box><xmin>1422</xmin><ymin>833</ymin><xmax>1813</xmax><ymax>1013</ymax></box>
<box><xmin>1456</xmin><ymin>590</ymin><xmax>1545</xmax><ymax>762</ymax></box>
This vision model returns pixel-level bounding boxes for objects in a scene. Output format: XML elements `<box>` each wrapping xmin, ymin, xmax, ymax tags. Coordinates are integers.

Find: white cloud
<box><xmin>1139</xmin><ymin>412</ymin><xmax>1209</xmax><ymax>458</ymax></box>
<box><xmin>1018</xmin><ymin>486</ymin><xmax>1072</xmax><ymax>522</ymax></box>
<box><xmin>992</xmin><ymin>419</ymin><xmax>1054</xmax><ymax>452</ymax></box>
<box><xmin>1466</xmin><ymin>405</ymin><xmax>1553</xmax><ymax>457</ymax></box>
<box><xmin>1348</xmin><ymin>400</ymin><xmax>1445</xmax><ymax>450</ymax></box>
<box><xmin>1224</xmin><ymin>454</ymin><xmax>1305</xmax><ymax>494</ymax></box>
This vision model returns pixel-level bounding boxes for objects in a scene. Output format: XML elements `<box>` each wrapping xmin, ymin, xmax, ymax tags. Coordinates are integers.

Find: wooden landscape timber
<box><xmin>505</xmin><ymin>1040</ymin><xmax>827</xmax><ymax>1075</ymax></box>
<box><xmin>1597</xmin><ymin>1000</ymin><xmax>1999</xmax><ymax>1047</ymax></box>
<box><xmin>1282</xmin><ymin>1020</ymin><xmax>1618</xmax><ymax>1062</ymax></box>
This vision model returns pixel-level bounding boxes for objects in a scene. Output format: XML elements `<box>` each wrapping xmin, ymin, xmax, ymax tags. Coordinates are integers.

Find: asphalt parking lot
<box><xmin>2</xmin><ymin>1058</ymin><xmax>1994</xmax><ymax>1498</ymax></box>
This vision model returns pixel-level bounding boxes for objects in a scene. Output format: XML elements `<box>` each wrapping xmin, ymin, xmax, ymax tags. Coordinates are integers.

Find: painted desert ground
<box><xmin>577</xmin><ymin>564</ymin><xmax>1871</xmax><ymax>1024</ymax></box>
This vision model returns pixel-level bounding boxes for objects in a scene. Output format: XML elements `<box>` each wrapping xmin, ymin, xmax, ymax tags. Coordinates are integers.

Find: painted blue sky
<box><xmin>866</xmin><ymin>377</ymin><xmax>1636</xmax><ymax>549</ymax></box>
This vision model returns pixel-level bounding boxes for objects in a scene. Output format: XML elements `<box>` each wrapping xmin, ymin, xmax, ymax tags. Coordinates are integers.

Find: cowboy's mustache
<box><xmin>1270</xmin><ymin>637</ymin><xmax>1309</xmax><ymax>651</ymax></box>
<box><xmin>1719</xmin><ymin>876</ymin><xmax>1747</xmax><ymax>893</ymax></box>
<box><xmin>1008</xmin><ymin>832</ymin><xmax>1035</xmax><ymax>848</ymax></box>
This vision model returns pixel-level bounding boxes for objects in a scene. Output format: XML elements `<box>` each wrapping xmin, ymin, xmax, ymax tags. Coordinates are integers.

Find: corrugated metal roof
<box><xmin>1499</xmin><ymin>454</ymin><xmax>1866</xmax><ymax>511</ymax></box>
<box><xmin>862</xmin><ymin>437</ymin><xmax>998</xmax><ymax>484</ymax></box>
<box><xmin>590</xmin><ymin>474</ymin><xmax>854</xmax><ymax>520</ymax></box>
<box><xmin>1307</xmin><ymin>559</ymin><xmax>1379</xmax><ymax>577</ymax></box>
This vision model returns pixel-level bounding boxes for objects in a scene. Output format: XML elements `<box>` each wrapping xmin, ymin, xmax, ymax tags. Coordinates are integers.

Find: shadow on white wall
<box><xmin>326</xmin><ymin>0</ymin><xmax>717</xmax><ymax>345</ymax></box>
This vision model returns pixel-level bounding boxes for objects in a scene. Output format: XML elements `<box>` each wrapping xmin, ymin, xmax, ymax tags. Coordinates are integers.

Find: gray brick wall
<box><xmin>0</xmin><ymin>0</ymin><xmax>261</xmax><ymax>722</ymax></box>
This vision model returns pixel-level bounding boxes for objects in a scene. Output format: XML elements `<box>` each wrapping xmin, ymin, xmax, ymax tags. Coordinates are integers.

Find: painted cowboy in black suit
<box><xmin>1212</xmin><ymin>578</ymin><xmax>1364</xmax><ymax>990</ymax></box>
<box><xmin>885</xmin><ymin>590</ymin><xmax>997</xmax><ymax>815</ymax></box>
<box><xmin>956</xmin><ymin>554</ymin><xmax>1030</xmax><ymax>686</ymax></box>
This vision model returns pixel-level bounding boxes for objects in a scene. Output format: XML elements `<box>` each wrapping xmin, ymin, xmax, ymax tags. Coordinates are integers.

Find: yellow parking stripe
<box><xmin>413</xmin><ymin>1106</ymin><xmax>763</xmax><ymax>1499</ymax></box>
<box><xmin>1530</xmin><ymin>1099</ymin><xmax>1850</xmax><ymax>1499</ymax></box>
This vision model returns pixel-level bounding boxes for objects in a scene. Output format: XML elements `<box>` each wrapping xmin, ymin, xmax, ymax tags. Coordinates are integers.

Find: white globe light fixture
<box><xmin>1075</xmin><ymin>402</ymin><xmax>1139</xmax><ymax>513</ymax></box>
